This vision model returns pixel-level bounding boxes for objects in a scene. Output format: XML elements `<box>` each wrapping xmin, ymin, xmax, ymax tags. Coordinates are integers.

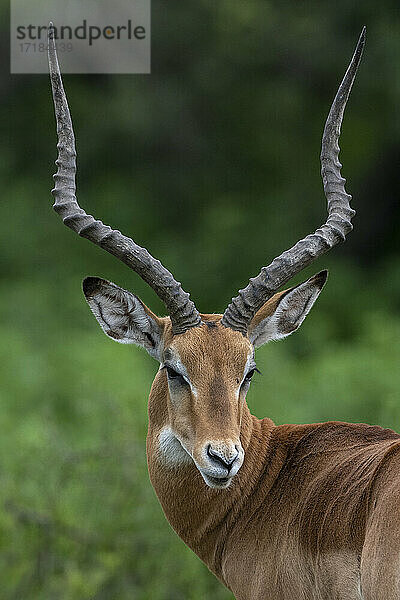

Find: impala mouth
<box><xmin>201</xmin><ymin>472</ymin><xmax>233</xmax><ymax>489</ymax></box>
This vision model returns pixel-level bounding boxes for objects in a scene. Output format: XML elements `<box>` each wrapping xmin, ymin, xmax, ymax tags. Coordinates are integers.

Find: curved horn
<box><xmin>221</xmin><ymin>27</ymin><xmax>366</xmax><ymax>335</ymax></box>
<box><xmin>47</xmin><ymin>24</ymin><xmax>201</xmax><ymax>335</ymax></box>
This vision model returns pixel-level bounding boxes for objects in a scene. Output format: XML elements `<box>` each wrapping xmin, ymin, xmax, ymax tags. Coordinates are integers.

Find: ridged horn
<box><xmin>221</xmin><ymin>27</ymin><xmax>366</xmax><ymax>335</ymax></box>
<box><xmin>47</xmin><ymin>23</ymin><xmax>201</xmax><ymax>335</ymax></box>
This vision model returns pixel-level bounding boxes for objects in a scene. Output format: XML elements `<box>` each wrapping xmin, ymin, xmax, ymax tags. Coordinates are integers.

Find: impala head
<box><xmin>82</xmin><ymin>271</ymin><xmax>327</xmax><ymax>488</ymax></box>
<box><xmin>48</xmin><ymin>25</ymin><xmax>365</xmax><ymax>489</ymax></box>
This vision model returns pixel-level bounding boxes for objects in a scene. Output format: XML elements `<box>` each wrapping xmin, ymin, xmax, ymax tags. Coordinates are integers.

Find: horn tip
<box><xmin>48</xmin><ymin>23</ymin><xmax>55</xmax><ymax>54</ymax></box>
<box><xmin>358</xmin><ymin>25</ymin><xmax>366</xmax><ymax>48</ymax></box>
<box><xmin>354</xmin><ymin>26</ymin><xmax>366</xmax><ymax>62</ymax></box>
<box><xmin>48</xmin><ymin>22</ymin><xmax>59</xmax><ymax>76</ymax></box>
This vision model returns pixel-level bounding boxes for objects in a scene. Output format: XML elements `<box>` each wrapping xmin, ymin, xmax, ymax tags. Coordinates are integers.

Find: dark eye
<box><xmin>166</xmin><ymin>366</ymin><xmax>187</xmax><ymax>385</ymax></box>
<box><xmin>244</xmin><ymin>369</ymin><xmax>256</xmax><ymax>382</ymax></box>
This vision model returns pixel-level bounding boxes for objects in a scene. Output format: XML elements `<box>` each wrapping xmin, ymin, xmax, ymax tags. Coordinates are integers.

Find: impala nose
<box><xmin>207</xmin><ymin>444</ymin><xmax>239</xmax><ymax>472</ymax></box>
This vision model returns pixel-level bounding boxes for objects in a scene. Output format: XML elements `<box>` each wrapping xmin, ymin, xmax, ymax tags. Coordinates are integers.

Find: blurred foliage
<box><xmin>0</xmin><ymin>0</ymin><xmax>399</xmax><ymax>597</ymax></box>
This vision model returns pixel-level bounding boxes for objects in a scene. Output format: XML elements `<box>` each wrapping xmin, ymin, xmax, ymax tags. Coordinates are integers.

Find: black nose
<box><xmin>207</xmin><ymin>444</ymin><xmax>239</xmax><ymax>472</ymax></box>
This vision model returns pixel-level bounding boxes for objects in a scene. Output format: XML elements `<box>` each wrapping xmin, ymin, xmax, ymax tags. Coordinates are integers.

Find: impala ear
<box><xmin>248</xmin><ymin>270</ymin><xmax>328</xmax><ymax>348</ymax></box>
<box><xmin>82</xmin><ymin>277</ymin><xmax>164</xmax><ymax>361</ymax></box>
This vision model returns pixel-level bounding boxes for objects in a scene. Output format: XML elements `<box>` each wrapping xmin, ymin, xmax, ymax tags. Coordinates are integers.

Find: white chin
<box><xmin>201</xmin><ymin>472</ymin><xmax>233</xmax><ymax>489</ymax></box>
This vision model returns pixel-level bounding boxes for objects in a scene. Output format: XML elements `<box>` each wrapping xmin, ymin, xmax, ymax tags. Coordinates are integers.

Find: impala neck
<box><xmin>146</xmin><ymin>370</ymin><xmax>283</xmax><ymax>581</ymax></box>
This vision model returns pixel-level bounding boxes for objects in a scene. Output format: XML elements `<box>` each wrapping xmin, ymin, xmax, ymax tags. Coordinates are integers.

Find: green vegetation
<box><xmin>1</xmin><ymin>1</ymin><xmax>399</xmax><ymax>597</ymax></box>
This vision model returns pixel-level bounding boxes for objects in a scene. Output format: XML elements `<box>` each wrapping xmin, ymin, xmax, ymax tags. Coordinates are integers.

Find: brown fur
<box><xmin>145</xmin><ymin>312</ymin><xmax>400</xmax><ymax>600</ymax></box>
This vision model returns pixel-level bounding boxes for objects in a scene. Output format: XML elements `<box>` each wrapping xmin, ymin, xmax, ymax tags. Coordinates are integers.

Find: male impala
<box><xmin>47</xmin><ymin>25</ymin><xmax>400</xmax><ymax>600</ymax></box>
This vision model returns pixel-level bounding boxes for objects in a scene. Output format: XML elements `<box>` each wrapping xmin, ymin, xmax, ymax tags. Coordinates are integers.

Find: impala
<box><xmin>47</xmin><ymin>25</ymin><xmax>399</xmax><ymax>600</ymax></box>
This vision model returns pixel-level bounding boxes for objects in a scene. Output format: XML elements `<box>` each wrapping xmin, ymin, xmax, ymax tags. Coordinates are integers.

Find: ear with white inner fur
<box><xmin>82</xmin><ymin>277</ymin><xmax>164</xmax><ymax>361</ymax></box>
<box><xmin>248</xmin><ymin>270</ymin><xmax>328</xmax><ymax>348</ymax></box>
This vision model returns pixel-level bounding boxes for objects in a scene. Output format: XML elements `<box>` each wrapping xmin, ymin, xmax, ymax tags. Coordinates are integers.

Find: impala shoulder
<box><xmin>276</xmin><ymin>421</ymin><xmax>400</xmax><ymax>460</ymax></box>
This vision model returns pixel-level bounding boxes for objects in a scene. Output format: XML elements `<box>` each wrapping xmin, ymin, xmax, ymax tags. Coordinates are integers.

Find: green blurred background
<box><xmin>1</xmin><ymin>1</ymin><xmax>400</xmax><ymax>598</ymax></box>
